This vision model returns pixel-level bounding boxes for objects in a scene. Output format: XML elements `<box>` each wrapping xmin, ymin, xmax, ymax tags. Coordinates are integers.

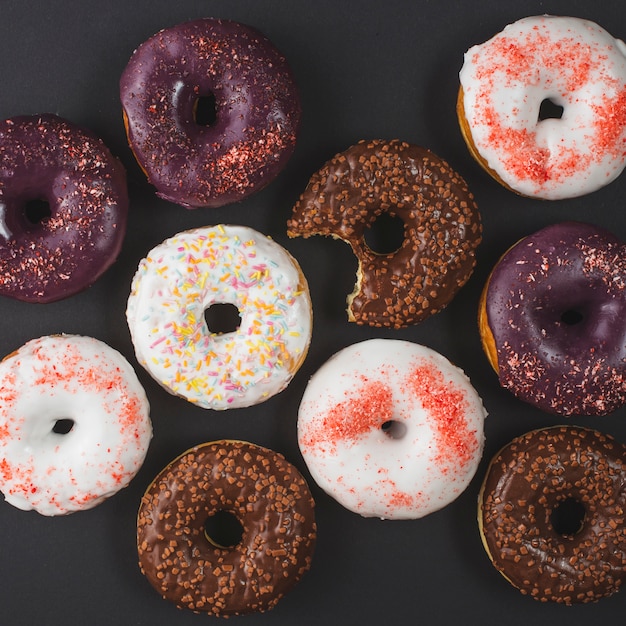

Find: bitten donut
<box><xmin>0</xmin><ymin>114</ymin><xmax>128</xmax><ymax>302</ymax></box>
<box><xmin>458</xmin><ymin>15</ymin><xmax>626</xmax><ymax>199</ymax></box>
<box><xmin>479</xmin><ymin>426</ymin><xmax>626</xmax><ymax>603</ymax></box>
<box><xmin>479</xmin><ymin>221</ymin><xmax>626</xmax><ymax>416</ymax></box>
<box><xmin>127</xmin><ymin>225</ymin><xmax>312</xmax><ymax>409</ymax></box>
<box><xmin>137</xmin><ymin>440</ymin><xmax>316</xmax><ymax>615</ymax></box>
<box><xmin>0</xmin><ymin>335</ymin><xmax>152</xmax><ymax>515</ymax></box>
<box><xmin>287</xmin><ymin>139</ymin><xmax>481</xmax><ymax>328</ymax></box>
<box><xmin>120</xmin><ymin>18</ymin><xmax>301</xmax><ymax>208</ymax></box>
<box><xmin>297</xmin><ymin>339</ymin><xmax>486</xmax><ymax>519</ymax></box>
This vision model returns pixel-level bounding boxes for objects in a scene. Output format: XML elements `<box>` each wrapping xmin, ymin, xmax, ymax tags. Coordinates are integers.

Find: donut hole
<box><xmin>560</xmin><ymin>309</ymin><xmax>584</xmax><ymax>326</ymax></box>
<box><xmin>204</xmin><ymin>303</ymin><xmax>241</xmax><ymax>335</ymax></box>
<box><xmin>23</xmin><ymin>198</ymin><xmax>52</xmax><ymax>227</ymax></box>
<box><xmin>364</xmin><ymin>212</ymin><xmax>405</xmax><ymax>255</ymax></box>
<box><xmin>204</xmin><ymin>510</ymin><xmax>244</xmax><ymax>549</ymax></box>
<box><xmin>538</xmin><ymin>98</ymin><xmax>564</xmax><ymax>122</ymax></box>
<box><xmin>381</xmin><ymin>420</ymin><xmax>407</xmax><ymax>440</ymax></box>
<box><xmin>194</xmin><ymin>92</ymin><xmax>218</xmax><ymax>127</ymax></box>
<box><xmin>52</xmin><ymin>418</ymin><xmax>75</xmax><ymax>435</ymax></box>
<box><xmin>550</xmin><ymin>497</ymin><xmax>586</xmax><ymax>537</ymax></box>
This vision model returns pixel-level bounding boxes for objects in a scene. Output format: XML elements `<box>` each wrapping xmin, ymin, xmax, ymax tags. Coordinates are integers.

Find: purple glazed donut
<box><xmin>479</xmin><ymin>221</ymin><xmax>626</xmax><ymax>416</ymax></box>
<box><xmin>0</xmin><ymin>114</ymin><xmax>128</xmax><ymax>303</ymax></box>
<box><xmin>120</xmin><ymin>18</ymin><xmax>301</xmax><ymax>209</ymax></box>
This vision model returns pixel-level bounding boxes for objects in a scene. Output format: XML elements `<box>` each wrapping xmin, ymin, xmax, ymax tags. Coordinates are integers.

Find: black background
<box><xmin>1</xmin><ymin>1</ymin><xmax>626</xmax><ymax>624</ymax></box>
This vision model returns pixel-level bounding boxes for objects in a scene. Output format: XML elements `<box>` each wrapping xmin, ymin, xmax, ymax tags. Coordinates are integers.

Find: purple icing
<box><xmin>0</xmin><ymin>114</ymin><xmax>128</xmax><ymax>303</ymax></box>
<box><xmin>486</xmin><ymin>221</ymin><xmax>626</xmax><ymax>416</ymax></box>
<box><xmin>119</xmin><ymin>18</ymin><xmax>301</xmax><ymax>209</ymax></box>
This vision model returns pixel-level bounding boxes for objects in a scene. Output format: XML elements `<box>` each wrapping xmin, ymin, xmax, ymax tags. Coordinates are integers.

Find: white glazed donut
<box><xmin>0</xmin><ymin>335</ymin><xmax>152</xmax><ymax>516</ymax></box>
<box><xmin>458</xmin><ymin>15</ymin><xmax>626</xmax><ymax>199</ymax></box>
<box><xmin>127</xmin><ymin>225</ymin><xmax>312</xmax><ymax>410</ymax></box>
<box><xmin>297</xmin><ymin>339</ymin><xmax>486</xmax><ymax>519</ymax></box>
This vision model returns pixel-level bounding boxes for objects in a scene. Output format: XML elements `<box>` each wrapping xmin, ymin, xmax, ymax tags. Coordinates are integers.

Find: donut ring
<box><xmin>479</xmin><ymin>221</ymin><xmax>626</xmax><ymax>416</ymax></box>
<box><xmin>0</xmin><ymin>114</ymin><xmax>128</xmax><ymax>302</ymax></box>
<box><xmin>0</xmin><ymin>334</ymin><xmax>152</xmax><ymax>515</ymax></box>
<box><xmin>458</xmin><ymin>15</ymin><xmax>626</xmax><ymax>199</ymax></box>
<box><xmin>137</xmin><ymin>440</ymin><xmax>317</xmax><ymax>615</ymax></box>
<box><xmin>479</xmin><ymin>426</ymin><xmax>626</xmax><ymax>603</ymax></box>
<box><xmin>287</xmin><ymin>139</ymin><xmax>481</xmax><ymax>328</ymax></box>
<box><xmin>297</xmin><ymin>339</ymin><xmax>486</xmax><ymax>519</ymax></box>
<box><xmin>126</xmin><ymin>225</ymin><xmax>312</xmax><ymax>409</ymax></box>
<box><xmin>120</xmin><ymin>18</ymin><xmax>301</xmax><ymax>208</ymax></box>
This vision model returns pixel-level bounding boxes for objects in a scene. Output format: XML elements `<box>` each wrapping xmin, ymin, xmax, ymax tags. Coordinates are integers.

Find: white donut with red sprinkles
<box><xmin>0</xmin><ymin>334</ymin><xmax>152</xmax><ymax>515</ymax></box>
<box><xmin>458</xmin><ymin>15</ymin><xmax>626</xmax><ymax>199</ymax></box>
<box><xmin>297</xmin><ymin>339</ymin><xmax>486</xmax><ymax>519</ymax></box>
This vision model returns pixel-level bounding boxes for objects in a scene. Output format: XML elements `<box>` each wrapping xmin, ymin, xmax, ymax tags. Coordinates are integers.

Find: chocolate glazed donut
<box><xmin>480</xmin><ymin>221</ymin><xmax>626</xmax><ymax>416</ymax></box>
<box><xmin>137</xmin><ymin>441</ymin><xmax>316</xmax><ymax>616</ymax></box>
<box><xmin>0</xmin><ymin>114</ymin><xmax>128</xmax><ymax>303</ymax></box>
<box><xmin>120</xmin><ymin>18</ymin><xmax>301</xmax><ymax>208</ymax></box>
<box><xmin>479</xmin><ymin>426</ymin><xmax>626</xmax><ymax>604</ymax></box>
<box><xmin>287</xmin><ymin>139</ymin><xmax>482</xmax><ymax>329</ymax></box>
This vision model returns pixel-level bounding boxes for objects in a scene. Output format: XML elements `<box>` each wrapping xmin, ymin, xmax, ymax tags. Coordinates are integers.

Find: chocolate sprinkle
<box><xmin>287</xmin><ymin>139</ymin><xmax>481</xmax><ymax>328</ymax></box>
<box><xmin>479</xmin><ymin>426</ymin><xmax>626</xmax><ymax>604</ymax></box>
<box><xmin>137</xmin><ymin>441</ymin><xmax>317</xmax><ymax>616</ymax></box>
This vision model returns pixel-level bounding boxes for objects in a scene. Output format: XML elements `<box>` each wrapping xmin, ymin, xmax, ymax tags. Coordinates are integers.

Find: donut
<box><xmin>137</xmin><ymin>440</ymin><xmax>316</xmax><ymax>615</ymax></box>
<box><xmin>458</xmin><ymin>15</ymin><xmax>626</xmax><ymax>199</ymax></box>
<box><xmin>479</xmin><ymin>426</ymin><xmax>626</xmax><ymax>603</ymax></box>
<box><xmin>0</xmin><ymin>114</ymin><xmax>128</xmax><ymax>302</ymax></box>
<box><xmin>287</xmin><ymin>139</ymin><xmax>481</xmax><ymax>329</ymax></box>
<box><xmin>479</xmin><ymin>221</ymin><xmax>626</xmax><ymax>416</ymax></box>
<box><xmin>297</xmin><ymin>339</ymin><xmax>486</xmax><ymax>519</ymax></box>
<box><xmin>0</xmin><ymin>334</ymin><xmax>152</xmax><ymax>515</ymax></box>
<box><xmin>126</xmin><ymin>224</ymin><xmax>312</xmax><ymax>409</ymax></box>
<box><xmin>120</xmin><ymin>18</ymin><xmax>301</xmax><ymax>208</ymax></box>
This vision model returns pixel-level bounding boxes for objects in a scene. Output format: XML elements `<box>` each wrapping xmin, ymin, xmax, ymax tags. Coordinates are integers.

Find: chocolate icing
<box><xmin>0</xmin><ymin>114</ymin><xmax>128</xmax><ymax>303</ymax></box>
<box><xmin>287</xmin><ymin>139</ymin><xmax>481</xmax><ymax>328</ymax></box>
<box><xmin>485</xmin><ymin>221</ymin><xmax>626</xmax><ymax>416</ymax></box>
<box><xmin>480</xmin><ymin>426</ymin><xmax>626</xmax><ymax>604</ymax></box>
<box><xmin>137</xmin><ymin>441</ymin><xmax>316</xmax><ymax>616</ymax></box>
<box><xmin>120</xmin><ymin>18</ymin><xmax>301</xmax><ymax>208</ymax></box>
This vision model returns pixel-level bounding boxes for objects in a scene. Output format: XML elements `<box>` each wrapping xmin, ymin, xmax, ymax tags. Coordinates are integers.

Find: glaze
<box><xmin>288</xmin><ymin>139</ymin><xmax>481</xmax><ymax>328</ymax></box>
<box><xmin>120</xmin><ymin>18</ymin><xmax>301</xmax><ymax>208</ymax></box>
<box><xmin>480</xmin><ymin>426</ymin><xmax>626</xmax><ymax>603</ymax></box>
<box><xmin>0</xmin><ymin>335</ymin><xmax>152</xmax><ymax>515</ymax></box>
<box><xmin>481</xmin><ymin>221</ymin><xmax>626</xmax><ymax>416</ymax></box>
<box><xmin>137</xmin><ymin>440</ymin><xmax>316</xmax><ymax>615</ymax></box>
<box><xmin>0</xmin><ymin>114</ymin><xmax>128</xmax><ymax>302</ymax></box>
<box><xmin>459</xmin><ymin>15</ymin><xmax>626</xmax><ymax>199</ymax></box>
<box><xmin>127</xmin><ymin>225</ymin><xmax>312</xmax><ymax>409</ymax></box>
<box><xmin>297</xmin><ymin>339</ymin><xmax>486</xmax><ymax>519</ymax></box>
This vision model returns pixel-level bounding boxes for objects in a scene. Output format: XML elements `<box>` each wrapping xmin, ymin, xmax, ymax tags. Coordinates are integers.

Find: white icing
<box><xmin>0</xmin><ymin>335</ymin><xmax>152</xmax><ymax>515</ymax></box>
<box><xmin>126</xmin><ymin>225</ymin><xmax>312</xmax><ymax>410</ymax></box>
<box><xmin>459</xmin><ymin>15</ymin><xmax>626</xmax><ymax>199</ymax></box>
<box><xmin>297</xmin><ymin>339</ymin><xmax>486</xmax><ymax>520</ymax></box>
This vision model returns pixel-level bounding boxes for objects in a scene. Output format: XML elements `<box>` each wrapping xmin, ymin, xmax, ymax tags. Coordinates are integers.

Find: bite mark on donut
<box><xmin>288</xmin><ymin>140</ymin><xmax>481</xmax><ymax>328</ymax></box>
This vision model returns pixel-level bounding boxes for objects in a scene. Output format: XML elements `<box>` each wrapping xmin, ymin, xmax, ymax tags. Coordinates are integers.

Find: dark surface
<box><xmin>1</xmin><ymin>1</ymin><xmax>626</xmax><ymax>624</ymax></box>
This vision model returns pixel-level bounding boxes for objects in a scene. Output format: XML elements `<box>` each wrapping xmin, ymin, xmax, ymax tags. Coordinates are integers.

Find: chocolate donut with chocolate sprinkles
<box><xmin>479</xmin><ymin>426</ymin><xmax>626</xmax><ymax>604</ymax></box>
<box><xmin>137</xmin><ymin>440</ymin><xmax>316</xmax><ymax>616</ymax></box>
<box><xmin>120</xmin><ymin>18</ymin><xmax>301</xmax><ymax>209</ymax></box>
<box><xmin>287</xmin><ymin>139</ymin><xmax>481</xmax><ymax>328</ymax></box>
<box><xmin>479</xmin><ymin>221</ymin><xmax>626</xmax><ymax>416</ymax></box>
<box><xmin>0</xmin><ymin>114</ymin><xmax>128</xmax><ymax>302</ymax></box>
